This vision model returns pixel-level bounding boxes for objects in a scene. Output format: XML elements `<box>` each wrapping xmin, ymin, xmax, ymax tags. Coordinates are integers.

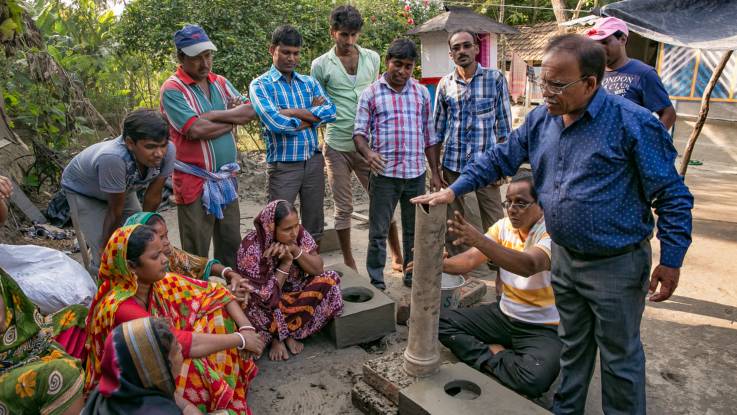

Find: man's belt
<box><xmin>564</xmin><ymin>242</ymin><xmax>641</xmax><ymax>261</ymax></box>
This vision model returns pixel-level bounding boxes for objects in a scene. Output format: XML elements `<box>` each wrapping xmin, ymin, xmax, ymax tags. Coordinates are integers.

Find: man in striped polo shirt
<box><xmin>160</xmin><ymin>24</ymin><xmax>258</xmax><ymax>267</ymax></box>
<box><xmin>434</xmin><ymin>173</ymin><xmax>561</xmax><ymax>398</ymax></box>
<box><xmin>250</xmin><ymin>25</ymin><xmax>337</xmax><ymax>242</ymax></box>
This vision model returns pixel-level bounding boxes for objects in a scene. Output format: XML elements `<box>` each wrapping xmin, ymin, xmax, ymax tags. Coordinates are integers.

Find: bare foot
<box><xmin>285</xmin><ymin>337</ymin><xmax>304</xmax><ymax>355</ymax></box>
<box><xmin>269</xmin><ymin>339</ymin><xmax>289</xmax><ymax>361</ymax></box>
<box><xmin>489</xmin><ymin>344</ymin><xmax>506</xmax><ymax>355</ymax></box>
<box><xmin>344</xmin><ymin>257</ymin><xmax>358</xmax><ymax>272</ymax></box>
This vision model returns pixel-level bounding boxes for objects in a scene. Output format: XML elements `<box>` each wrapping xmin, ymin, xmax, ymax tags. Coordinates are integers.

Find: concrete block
<box><xmin>319</xmin><ymin>227</ymin><xmax>341</xmax><ymax>253</ymax></box>
<box><xmin>398</xmin><ymin>362</ymin><xmax>550</xmax><ymax>415</ymax></box>
<box><xmin>458</xmin><ymin>277</ymin><xmax>487</xmax><ymax>308</ymax></box>
<box><xmin>363</xmin><ymin>352</ymin><xmax>416</xmax><ymax>405</ymax></box>
<box><xmin>352</xmin><ymin>376</ymin><xmax>399</xmax><ymax>415</ymax></box>
<box><xmin>327</xmin><ymin>263</ymin><xmax>396</xmax><ymax>348</ymax></box>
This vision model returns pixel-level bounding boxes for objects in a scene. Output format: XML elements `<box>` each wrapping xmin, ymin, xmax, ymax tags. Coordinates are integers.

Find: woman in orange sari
<box><xmin>84</xmin><ymin>224</ymin><xmax>264</xmax><ymax>414</ymax></box>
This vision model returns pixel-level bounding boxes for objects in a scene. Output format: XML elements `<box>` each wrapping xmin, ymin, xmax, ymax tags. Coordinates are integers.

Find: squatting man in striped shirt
<box><xmin>409</xmin><ymin>172</ymin><xmax>561</xmax><ymax>399</ymax></box>
<box><xmin>250</xmin><ymin>25</ymin><xmax>337</xmax><ymax>242</ymax></box>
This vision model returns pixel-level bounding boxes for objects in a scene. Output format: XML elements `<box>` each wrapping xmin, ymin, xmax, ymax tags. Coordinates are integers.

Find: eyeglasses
<box><xmin>502</xmin><ymin>201</ymin><xmax>534</xmax><ymax>210</ymax></box>
<box><xmin>534</xmin><ymin>76</ymin><xmax>588</xmax><ymax>95</ymax></box>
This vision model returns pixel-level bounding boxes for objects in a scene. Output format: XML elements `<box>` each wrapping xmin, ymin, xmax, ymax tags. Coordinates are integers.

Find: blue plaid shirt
<box><xmin>250</xmin><ymin>66</ymin><xmax>336</xmax><ymax>163</ymax></box>
<box><xmin>450</xmin><ymin>88</ymin><xmax>693</xmax><ymax>268</ymax></box>
<box><xmin>434</xmin><ymin>64</ymin><xmax>512</xmax><ymax>173</ymax></box>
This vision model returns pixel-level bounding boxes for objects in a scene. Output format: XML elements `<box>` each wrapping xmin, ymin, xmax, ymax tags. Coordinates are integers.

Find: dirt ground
<box><xmin>1</xmin><ymin>117</ymin><xmax>736</xmax><ymax>414</ymax></box>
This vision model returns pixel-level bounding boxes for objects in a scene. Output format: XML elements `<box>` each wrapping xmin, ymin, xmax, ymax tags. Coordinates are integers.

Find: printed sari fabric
<box><xmin>0</xmin><ymin>269</ymin><xmax>84</xmax><ymax>415</ymax></box>
<box><xmin>236</xmin><ymin>200</ymin><xmax>343</xmax><ymax>345</ymax></box>
<box><xmin>124</xmin><ymin>212</ymin><xmax>219</xmax><ymax>280</ymax></box>
<box><xmin>85</xmin><ymin>225</ymin><xmax>258</xmax><ymax>414</ymax></box>
<box><xmin>83</xmin><ymin>317</ymin><xmax>181</xmax><ymax>415</ymax></box>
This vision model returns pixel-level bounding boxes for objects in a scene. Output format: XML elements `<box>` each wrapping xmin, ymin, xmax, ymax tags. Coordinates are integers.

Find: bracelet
<box><xmin>234</xmin><ymin>331</ymin><xmax>246</xmax><ymax>350</ymax></box>
<box><xmin>276</xmin><ymin>267</ymin><xmax>289</xmax><ymax>276</ymax></box>
<box><xmin>221</xmin><ymin>266</ymin><xmax>233</xmax><ymax>280</ymax></box>
<box><xmin>239</xmin><ymin>325</ymin><xmax>256</xmax><ymax>332</ymax></box>
<box><xmin>293</xmin><ymin>248</ymin><xmax>303</xmax><ymax>261</ymax></box>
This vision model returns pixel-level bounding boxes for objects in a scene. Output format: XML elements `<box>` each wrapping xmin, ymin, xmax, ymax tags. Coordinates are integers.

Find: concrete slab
<box><xmin>327</xmin><ymin>263</ymin><xmax>396</xmax><ymax>348</ymax></box>
<box><xmin>398</xmin><ymin>362</ymin><xmax>549</xmax><ymax>415</ymax></box>
<box><xmin>320</xmin><ymin>227</ymin><xmax>341</xmax><ymax>253</ymax></box>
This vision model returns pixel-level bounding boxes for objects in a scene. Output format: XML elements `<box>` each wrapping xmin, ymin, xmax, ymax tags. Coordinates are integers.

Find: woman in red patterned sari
<box><xmin>237</xmin><ymin>200</ymin><xmax>343</xmax><ymax>361</ymax></box>
<box><xmin>84</xmin><ymin>224</ymin><xmax>264</xmax><ymax>414</ymax></box>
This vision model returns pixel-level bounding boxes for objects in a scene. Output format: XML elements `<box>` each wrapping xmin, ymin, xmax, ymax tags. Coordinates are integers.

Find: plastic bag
<box><xmin>0</xmin><ymin>244</ymin><xmax>96</xmax><ymax>315</ymax></box>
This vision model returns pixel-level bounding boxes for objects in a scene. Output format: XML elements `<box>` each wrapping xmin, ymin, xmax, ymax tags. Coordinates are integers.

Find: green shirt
<box><xmin>311</xmin><ymin>45</ymin><xmax>380</xmax><ymax>152</ymax></box>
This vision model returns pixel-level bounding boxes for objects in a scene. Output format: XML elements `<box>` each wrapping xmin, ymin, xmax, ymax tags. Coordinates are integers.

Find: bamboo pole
<box><xmin>679</xmin><ymin>50</ymin><xmax>733</xmax><ymax>176</ymax></box>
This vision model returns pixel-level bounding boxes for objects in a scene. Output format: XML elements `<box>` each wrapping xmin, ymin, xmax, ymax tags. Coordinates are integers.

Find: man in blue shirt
<box><xmin>586</xmin><ymin>17</ymin><xmax>677</xmax><ymax>130</ymax></box>
<box><xmin>413</xmin><ymin>34</ymin><xmax>693</xmax><ymax>415</ymax></box>
<box><xmin>250</xmin><ymin>25</ymin><xmax>337</xmax><ymax>241</ymax></box>
<box><xmin>434</xmin><ymin>29</ymin><xmax>511</xmax><ymax>256</ymax></box>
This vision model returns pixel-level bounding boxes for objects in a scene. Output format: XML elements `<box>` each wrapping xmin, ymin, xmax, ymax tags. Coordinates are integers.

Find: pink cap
<box><xmin>585</xmin><ymin>17</ymin><xmax>629</xmax><ymax>40</ymax></box>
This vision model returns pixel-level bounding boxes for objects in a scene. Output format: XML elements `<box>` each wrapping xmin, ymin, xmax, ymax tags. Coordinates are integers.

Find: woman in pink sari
<box><xmin>237</xmin><ymin>200</ymin><xmax>343</xmax><ymax>361</ymax></box>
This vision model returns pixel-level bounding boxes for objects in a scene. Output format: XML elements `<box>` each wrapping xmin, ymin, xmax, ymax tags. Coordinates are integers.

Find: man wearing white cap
<box><xmin>160</xmin><ymin>24</ymin><xmax>257</xmax><ymax>268</ymax></box>
<box><xmin>587</xmin><ymin>16</ymin><xmax>677</xmax><ymax>129</ymax></box>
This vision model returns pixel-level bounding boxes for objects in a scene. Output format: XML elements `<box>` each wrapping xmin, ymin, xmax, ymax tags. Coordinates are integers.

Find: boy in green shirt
<box><xmin>311</xmin><ymin>5</ymin><xmax>402</xmax><ymax>272</ymax></box>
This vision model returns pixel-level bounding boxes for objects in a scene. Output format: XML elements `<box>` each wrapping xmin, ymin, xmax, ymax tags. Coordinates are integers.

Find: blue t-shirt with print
<box><xmin>601</xmin><ymin>59</ymin><xmax>672</xmax><ymax>113</ymax></box>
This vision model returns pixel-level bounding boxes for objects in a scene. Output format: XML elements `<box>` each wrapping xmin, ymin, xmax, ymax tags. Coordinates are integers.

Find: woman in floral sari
<box><xmin>84</xmin><ymin>224</ymin><xmax>264</xmax><ymax>415</ymax></box>
<box><xmin>237</xmin><ymin>200</ymin><xmax>343</xmax><ymax>361</ymax></box>
<box><xmin>0</xmin><ymin>269</ymin><xmax>85</xmax><ymax>415</ymax></box>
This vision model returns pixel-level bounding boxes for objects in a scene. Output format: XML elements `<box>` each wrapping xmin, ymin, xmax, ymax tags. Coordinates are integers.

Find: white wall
<box><xmin>419</xmin><ymin>31</ymin><xmax>498</xmax><ymax>79</ymax></box>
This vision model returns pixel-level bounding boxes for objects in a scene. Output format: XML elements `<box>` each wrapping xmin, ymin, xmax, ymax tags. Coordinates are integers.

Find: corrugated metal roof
<box><xmin>407</xmin><ymin>7</ymin><xmax>518</xmax><ymax>35</ymax></box>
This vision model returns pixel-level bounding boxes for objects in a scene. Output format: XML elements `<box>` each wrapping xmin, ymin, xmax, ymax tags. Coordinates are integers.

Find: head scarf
<box><xmin>236</xmin><ymin>200</ymin><xmax>312</xmax><ymax>287</ymax></box>
<box><xmin>82</xmin><ymin>317</ymin><xmax>180</xmax><ymax>415</ymax></box>
<box><xmin>84</xmin><ymin>224</ymin><xmax>152</xmax><ymax>392</ymax></box>
<box><xmin>124</xmin><ymin>212</ymin><xmax>162</xmax><ymax>227</ymax></box>
<box><xmin>0</xmin><ymin>269</ymin><xmax>51</xmax><ymax>373</ymax></box>
<box><xmin>124</xmin><ymin>212</ymin><xmax>219</xmax><ymax>281</ymax></box>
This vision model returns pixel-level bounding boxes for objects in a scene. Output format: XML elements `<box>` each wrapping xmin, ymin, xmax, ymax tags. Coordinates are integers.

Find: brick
<box><xmin>326</xmin><ymin>263</ymin><xmax>396</xmax><ymax>348</ymax></box>
<box><xmin>352</xmin><ymin>376</ymin><xmax>399</xmax><ymax>415</ymax></box>
<box><xmin>399</xmin><ymin>363</ymin><xmax>550</xmax><ymax>415</ymax></box>
<box><xmin>458</xmin><ymin>277</ymin><xmax>487</xmax><ymax>308</ymax></box>
<box><xmin>362</xmin><ymin>352</ymin><xmax>416</xmax><ymax>405</ymax></box>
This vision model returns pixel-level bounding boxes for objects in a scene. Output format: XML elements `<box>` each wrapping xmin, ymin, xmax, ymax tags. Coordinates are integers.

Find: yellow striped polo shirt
<box><xmin>486</xmin><ymin>216</ymin><xmax>558</xmax><ymax>325</ymax></box>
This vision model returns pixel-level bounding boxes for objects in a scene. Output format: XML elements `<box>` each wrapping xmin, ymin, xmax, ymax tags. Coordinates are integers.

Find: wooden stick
<box><xmin>679</xmin><ymin>50</ymin><xmax>733</xmax><ymax>176</ymax></box>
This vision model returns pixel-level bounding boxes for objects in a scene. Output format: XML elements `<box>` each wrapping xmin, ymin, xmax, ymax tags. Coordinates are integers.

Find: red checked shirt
<box><xmin>353</xmin><ymin>75</ymin><xmax>439</xmax><ymax>179</ymax></box>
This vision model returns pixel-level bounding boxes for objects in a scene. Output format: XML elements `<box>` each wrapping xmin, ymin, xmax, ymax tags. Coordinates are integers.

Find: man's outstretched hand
<box><xmin>410</xmin><ymin>188</ymin><xmax>455</xmax><ymax>206</ymax></box>
<box><xmin>648</xmin><ymin>264</ymin><xmax>680</xmax><ymax>302</ymax></box>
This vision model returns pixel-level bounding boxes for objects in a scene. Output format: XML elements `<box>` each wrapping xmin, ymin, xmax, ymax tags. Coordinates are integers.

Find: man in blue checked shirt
<box><xmin>250</xmin><ymin>25</ymin><xmax>336</xmax><ymax>241</ymax></box>
<box><xmin>414</xmin><ymin>34</ymin><xmax>693</xmax><ymax>415</ymax></box>
<box><xmin>434</xmin><ymin>29</ymin><xmax>511</xmax><ymax>254</ymax></box>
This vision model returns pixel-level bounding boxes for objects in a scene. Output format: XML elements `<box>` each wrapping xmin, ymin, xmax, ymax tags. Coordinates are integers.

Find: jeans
<box><xmin>366</xmin><ymin>173</ymin><xmax>425</xmax><ymax>287</ymax></box>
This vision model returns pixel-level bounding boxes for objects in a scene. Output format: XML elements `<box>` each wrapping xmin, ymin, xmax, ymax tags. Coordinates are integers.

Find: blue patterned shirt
<box><xmin>434</xmin><ymin>64</ymin><xmax>512</xmax><ymax>172</ymax></box>
<box><xmin>450</xmin><ymin>88</ymin><xmax>693</xmax><ymax>268</ymax></box>
<box><xmin>250</xmin><ymin>66</ymin><xmax>336</xmax><ymax>163</ymax></box>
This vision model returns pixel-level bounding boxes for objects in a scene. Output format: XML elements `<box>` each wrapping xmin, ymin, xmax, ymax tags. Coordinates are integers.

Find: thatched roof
<box><xmin>504</xmin><ymin>22</ymin><xmax>586</xmax><ymax>62</ymax></box>
<box><xmin>407</xmin><ymin>7</ymin><xmax>518</xmax><ymax>35</ymax></box>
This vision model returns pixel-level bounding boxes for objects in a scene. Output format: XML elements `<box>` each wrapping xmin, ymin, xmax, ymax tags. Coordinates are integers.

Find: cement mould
<box><xmin>327</xmin><ymin>263</ymin><xmax>396</xmax><ymax>348</ymax></box>
<box><xmin>398</xmin><ymin>362</ymin><xmax>550</xmax><ymax>415</ymax></box>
